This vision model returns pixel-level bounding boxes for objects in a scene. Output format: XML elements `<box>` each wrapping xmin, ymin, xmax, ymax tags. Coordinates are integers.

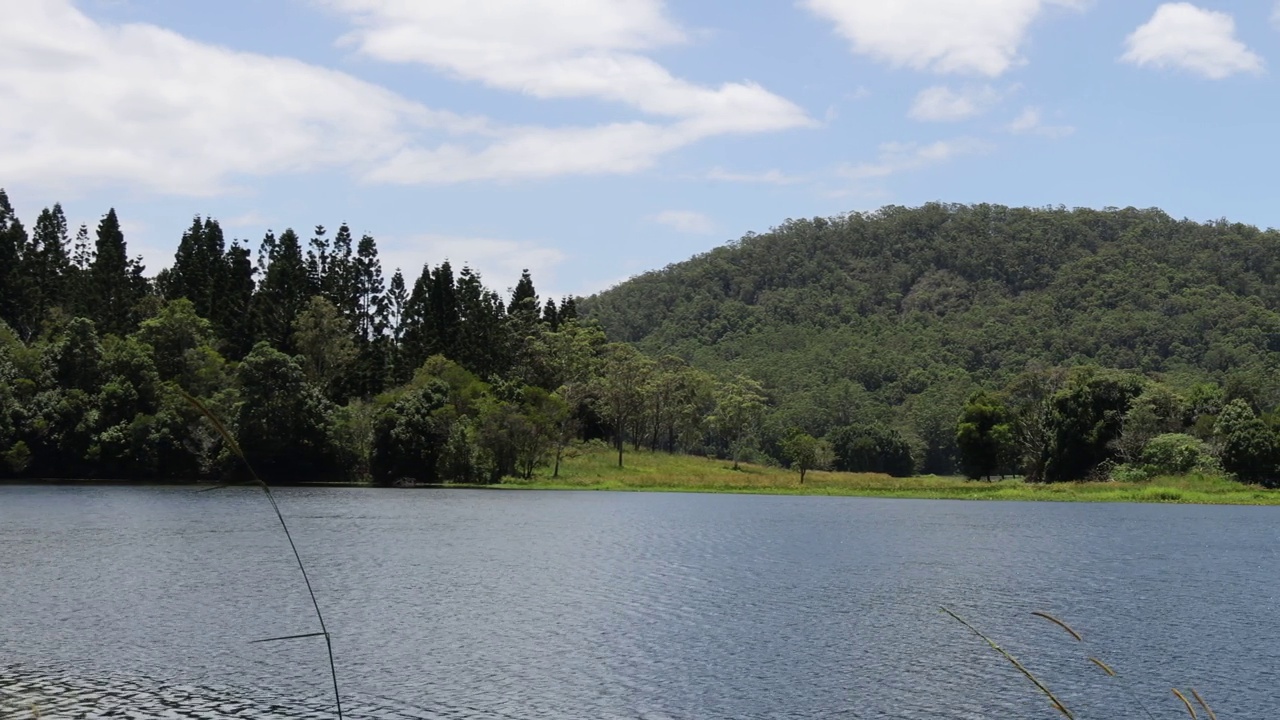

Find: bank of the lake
<box><xmin>491</xmin><ymin>445</ymin><xmax>1280</xmax><ymax>505</ymax></box>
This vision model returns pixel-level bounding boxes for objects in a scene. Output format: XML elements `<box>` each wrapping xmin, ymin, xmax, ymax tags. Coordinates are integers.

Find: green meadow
<box><xmin>492</xmin><ymin>444</ymin><xmax>1280</xmax><ymax>505</ymax></box>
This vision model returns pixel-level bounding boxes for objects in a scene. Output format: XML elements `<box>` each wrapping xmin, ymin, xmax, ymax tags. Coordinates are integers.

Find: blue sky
<box><xmin>3</xmin><ymin>1</ymin><xmax>1279</xmax><ymax>299</ymax></box>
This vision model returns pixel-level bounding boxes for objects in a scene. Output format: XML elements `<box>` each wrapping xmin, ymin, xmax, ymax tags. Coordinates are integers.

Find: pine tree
<box><xmin>254</xmin><ymin>228</ymin><xmax>314</xmax><ymax>353</ymax></box>
<box><xmin>508</xmin><ymin>269</ymin><xmax>539</xmax><ymax>320</ymax></box>
<box><xmin>387</xmin><ymin>269</ymin><xmax>408</xmax><ymax>343</ymax></box>
<box><xmin>0</xmin><ymin>191</ymin><xmax>30</xmax><ymax>337</ymax></box>
<box><xmin>324</xmin><ymin>223</ymin><xmax>358</xmax><ymax>320</ymax></box>
<box><xmin>162</xmin><ymin>216</ymin><xmax>227</xmax><ymax>320</ymax></box>
<box><xmin>455</xmin><ymin>266</ymin><xmax>510</xmax><ymax>378</ymax></box>
<box><xmin>399</xmin><ymin>262</ymin><xmax>434</xmax><ymax>376</ymax></box>
<box><xmin>18</xmin><ymin>204</ymin><xmax>72</xmax><ymax>340</ymax></box>
<box><xmin>90</xmin><ymin>209</ymin><xmax>145</xmax><ymax>336</ymax></box>
<box><xmin>218</xmin><ymin>241</ymin><xmax>257</xmax><ymax>358</ymax></box>
<box><xmin>352</xmin><ymin>233</ymin><xmax>388</xmax><ymax>396</ymax></box>
<box><xmin>429</xmin><ymin>261</ymin><xmax>460</xmax><ymax>358</ymax></box>
<box><xmin>542</xmin><ymin>297</ymin><xmax>560</xmax><ymax>330</ymax></box>
<box><xmin>559</xmin><ymin>296</ymin><xmax>578</xmax><ymax>323</ymax></box>
<box><xmin>68</xmin><ymin>224</ymin><xmax>93</xmax><ymax>317</ymax></box>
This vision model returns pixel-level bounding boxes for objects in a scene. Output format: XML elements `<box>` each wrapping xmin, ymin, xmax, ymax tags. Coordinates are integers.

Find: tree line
<box><xmin>0</xmin><ymin>190</ymin><xmax>821</xmax><ymax>484</ymax></box>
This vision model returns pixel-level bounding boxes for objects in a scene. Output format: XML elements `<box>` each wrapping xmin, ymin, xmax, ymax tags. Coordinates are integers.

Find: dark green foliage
<box><xmin>370</xmin><ymin>380</ymin><xmax>451</xmax><ymax>486</ymax></box>
<box><xmin>89</xmin><ymin>209</ymin><xmax>148</xmax><ymax>337</ymax></box>
<box><xmin>1220</xmin><ymin>419</ymin><xmax>1279</xmax><ymax>486</ymax></box>
<box><xmin>254</xmin><ymin>229</ymin><xmax>314</xmax><ymax>352</ymax></box>
<box><xmin>133</xmin><ymin>299</ymin><xmax>216</xmax><ymax>381</ymax></box>
<box><xmin>585</xmin><ymin>203</ymin><xmax>1280</xmax><ymax>477</ymax></box>
<box><xmin>234</xmin><ymin>342</ymin><xmax>338</xmax><ymax>483</ymax></box>
<box><xmin>0</xmin><ymin>190</ymin><xmax>29</xmax><ymax>338</ymax></box>
<box><xmin>956</xmin><ymin>391</ymin><xmax>1014</xmax><ymax>480</ymax></box>
<box><xmin>1042</xmin><ymin>369</ymin><xmax>1145</xmax><ymax>482</ymax></box>
<box><xmin>829</xmin><ymin>423</ymin><xmax>916</xmax><ymax>477</ymax></box>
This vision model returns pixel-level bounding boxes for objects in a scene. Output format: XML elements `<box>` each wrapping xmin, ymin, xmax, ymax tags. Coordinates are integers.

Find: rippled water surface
<box><xmin>2</xmin><ymin>486</ymin><xmax>1279</xmax><ymax>719</ymax></box>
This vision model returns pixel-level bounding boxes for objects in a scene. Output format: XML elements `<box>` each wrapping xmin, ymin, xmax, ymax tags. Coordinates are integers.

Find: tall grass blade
<box><xmin>940</xmin><ymin>607</ymin><xmax>1075</xmax><ymax>720</ymax></box>
<box><xmin>1087</xmin><ymin>657</ymin><xmax>1116</xmax><ymax>677</ymax></box>
<box><xmin>1172</xmin><ymin>688</ymin><xmax>1197</xmax><ymax>718</ymax></box>
<box><xmin>1191</xmin><ymin>689</ymin><xmax>1217</xmax><ymax>720</ymax></box>
<box><xmin>250</xmin><ymin>631</ymin><xmax>330</xmax><ymax>644</ymax></box>
<box><xmin>1032</xmin><ymin>611</ymin><xmax>1083</xmax><ymax>642</ymax></box>
<box><xmin>180</xmin><ymin>388</ymin><xmax>343</xmax><ymax>720</ymax></box>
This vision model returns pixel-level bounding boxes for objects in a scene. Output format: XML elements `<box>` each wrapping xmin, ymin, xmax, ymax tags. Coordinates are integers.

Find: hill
<box><xmin>583</xmin><ymin>203</ymin><xmax>1280</xmax><ymax>475</ymax></box>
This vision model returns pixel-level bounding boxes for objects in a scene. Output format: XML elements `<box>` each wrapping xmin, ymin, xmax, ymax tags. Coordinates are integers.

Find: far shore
<box><xmin>8</xmin><ymin>446</ymin><xmax>1280</xmax><ymax>505</ymax></box>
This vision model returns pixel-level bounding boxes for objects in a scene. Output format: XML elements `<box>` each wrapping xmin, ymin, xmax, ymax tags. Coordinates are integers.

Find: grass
<box><xmin>944</xmin><ymin>608</ymin><xmax>1219</xmax><ymax>720</ymax></box>
<box><xmin>490</xmin><ymin>443</ymin><xmax>1280</xmax><ymax>505</ymax></box>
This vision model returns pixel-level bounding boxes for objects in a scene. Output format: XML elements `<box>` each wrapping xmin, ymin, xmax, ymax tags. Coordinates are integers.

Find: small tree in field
<box><xmin>782</xmin><ymin>431</ymin><xmax>833</xmax><ymax>483</ymax></box>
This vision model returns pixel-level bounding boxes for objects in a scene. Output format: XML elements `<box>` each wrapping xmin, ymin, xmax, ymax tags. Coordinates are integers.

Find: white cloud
<box><xmin>1006</xmin><ymin>106</ymin><xmax>1074</xmax><ymax>138</ymax></box>
<box><xmin>380</xmin><ymin>235</ymin><xmax>568</xmax><ymax>298</ymax></box>
<box><xmin>0</xmin><ymin>1</ymin><xmax>483</xmax><ymax>196</ymax></box>
<box><xmin>1122</xmin><ymin>3</ymin><xmax>1263</xmax><ymax>79</ymax></box>
<box><xmin>802</xmin><ymin>0</ymin><xmax>1086</xmax><ymax>76</ymax></box>
<box><xmin>908</xmin><ymin>85</ymin><xmax>1001</xmax><ymax>121</ymax></box>
<box><xmin>705</xmin><ymin>167</ymin><xmax>803</xmax><ymax>185</ymax></box>
<box><xmin>651</xmin><ymin>210</ymin><xmax>716</xmax><ymax>234</ymax></box>
<box><xmin>839</xmin><ymin>138</ymin><xmax>989</xmax><ymax>180</ymax></box>
<box><xmin>320</xmin><ymin>0</ymin><xmax>812</xmax><ymax>134</ymax></box>
<box><xmin>1</xmin><ymin>1</ymin><xmax>811</xmax><ymax>196</ymax></box>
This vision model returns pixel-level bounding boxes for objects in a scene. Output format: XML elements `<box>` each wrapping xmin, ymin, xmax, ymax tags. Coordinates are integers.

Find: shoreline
<box><xmin>6</xmin><ymin>477</ymin><xmax>1280</xmax><ymax>505</ymax></box>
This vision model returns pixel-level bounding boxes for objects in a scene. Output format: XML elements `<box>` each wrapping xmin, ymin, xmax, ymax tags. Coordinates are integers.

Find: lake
<box><xmin>1</xmin><ymin>486</ymin><xmax>1277</xmax><ymax>719</ymax></box>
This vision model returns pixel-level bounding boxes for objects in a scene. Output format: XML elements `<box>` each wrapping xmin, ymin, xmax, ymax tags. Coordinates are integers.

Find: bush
<box><xmin>1140</xmin><ymin>433</ymin><xmax>1218</xmax><ymax>475</ymax></box>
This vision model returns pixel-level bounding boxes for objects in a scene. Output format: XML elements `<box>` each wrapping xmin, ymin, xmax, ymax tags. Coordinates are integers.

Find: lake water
<box><xmin>2</xmin><ymin>486</ymin><xmax>1278</xmax><ymax>719</ymax></box>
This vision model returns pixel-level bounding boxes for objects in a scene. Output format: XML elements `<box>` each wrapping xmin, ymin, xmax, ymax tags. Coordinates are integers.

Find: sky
<box><xmin>3</xmin><ymin>0</ymin><xmax>1280</xmax><ymax>300</ymax></box>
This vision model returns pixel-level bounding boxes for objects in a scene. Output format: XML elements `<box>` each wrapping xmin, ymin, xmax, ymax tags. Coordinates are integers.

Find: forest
<box><xmin>0</xmin><ymin>190</ymin><xmax>771</xmax><ymax>485</ymax></box>
<box><xmin>584</xmin><ymin>202</ymin><xmax>1280</xmax><ymax>486</ymax></box>
<box><xmin>3</xmin><ymin>192</ymin><xmax>1280</xmax><ymax>486</ymax></box>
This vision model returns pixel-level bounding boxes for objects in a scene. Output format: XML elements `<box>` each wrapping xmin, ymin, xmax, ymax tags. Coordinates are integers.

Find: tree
<box><xmin>14</xmin><ymin>204</ymin><xmax>71</xmax><ymax>341</ymax></box>
<box><xmin>254</xmin><ymin>229</ymin><xmax>314</xmax><ymax>352</ymax></box>
<box><xmin>955</xmin><ymin>390</ymin><xmax>1014</xmax><ymax>480</ymax></box>
<box><xmin>710</xmin><ymin>375</ymin><xmax>767</xmax><ymax>470</ymax></box>
<box><xmin>592</xmin><ymin>343</ymin><xmax>651</xmax><ymax>467</ymax></box>
<box><xmin>293</xmin><ymin>296</ymin><xmax>358</xmax><ymax>400</ymax></box>
<box><xmin>218</xmin><ymin>241</ymin><xmax>256</xmax><ymax>358</ymax></box>
<box><xmin>90</xmin><ymin>209</ymin><xmax>146</xmax><ymax>337</ymax></box>
<box><xmin>1220</xmin><ymin>418</ymin><xmax>1279</xmax><ymax>486</ymax></box>
<box><xmin>0</xmin><ymin>190</ymin><xmax>29</xmax><ymax>338</ymax></box>
<box><xmin>829</xmin><ymin>423</ymin><xmax>916</xmax><ymax>477</ymax></box>
<box><xmin>234</xmin><ymin>342</ymin><xmax>338</xmax><ymax>484</ymax></box>
<box><xmin>133</xmin><ymin>298</ymin><xmax>216</xmax><ymax>382</ymax></box>
<box><xmin>781</xmin><ymin>431</ymin><xmax>833</xmax><ymax>483</ymax></box>
<box><xmin>370</xmin><ymin>381</ymin><xmax>451</xmax><ymax>486</ymax></box>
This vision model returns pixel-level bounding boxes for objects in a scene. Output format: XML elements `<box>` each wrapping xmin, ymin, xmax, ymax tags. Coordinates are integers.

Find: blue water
<box><xmin>2</xmin><ymin>486</ymin><xmax>1278</xmax><ymax>718</ymax></box>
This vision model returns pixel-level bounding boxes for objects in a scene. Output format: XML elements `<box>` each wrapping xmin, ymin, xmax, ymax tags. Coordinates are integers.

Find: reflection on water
<box><xmin>2</xmin><ymin>486</ymin><xmax>1277</xmax><ymax>718</ymax></box>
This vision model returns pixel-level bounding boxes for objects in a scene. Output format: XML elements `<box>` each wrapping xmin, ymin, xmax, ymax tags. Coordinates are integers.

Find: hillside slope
<box><xmin>583</xmin><ymin>203</ymin><xmax>1280</xmax><ymax>473</ymax></box>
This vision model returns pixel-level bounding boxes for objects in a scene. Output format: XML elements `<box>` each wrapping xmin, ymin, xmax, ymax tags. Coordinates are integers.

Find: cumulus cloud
<box><xmin>651</xmin><ymin>210</ymin><xmax>716</xmax><ymax>234</ymax></box>
<box><xmin>320</xmin><ymin>0</ymin><xmax>812</xmax><ymax>134</ymax></box>
<box><xmin>1</xmin><ymin>0</ymin><xmax>811</xmax><ymax>196</ymax></box>
<box><xmin>1122</xmin><ymin>3</ymin><xmax>1263</xmax><ymax>79</ymax></box>
<box><xmin>908</xmin><ymin>85</ymin><xmax>1001</xmax><ymax>121</ymax></box>
<box><xmin>839</xmin><ymin>138</ymin><xmax>989</xmax><ymax>180</ymax></box>
<box><xmin>802</xmin><ymin>0</ymin><xmax>1086</xmax><ymax>76</ymax></box>
<box><xmin>1006</xmin><ymin>107</ymin><xmax>1074</xmax><ymax>138</ymax></box>
<box><xmin>0</xmin><ymin>2</ymin><xmax>479</xmax><ymax>195</ymax></box>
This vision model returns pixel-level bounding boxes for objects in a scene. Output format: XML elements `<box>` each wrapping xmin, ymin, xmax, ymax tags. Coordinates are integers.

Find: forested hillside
<box><xmin>585</xmin><ymin>203</ymin><xmax>1280</xmax><ymax>479</ymax></box>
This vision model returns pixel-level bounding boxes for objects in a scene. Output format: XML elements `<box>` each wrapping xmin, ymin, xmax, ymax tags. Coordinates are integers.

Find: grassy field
<box><xmin>495</xmin><ymin>443</ymin><xmax>1280</xmax><ymax>505</ymax></box>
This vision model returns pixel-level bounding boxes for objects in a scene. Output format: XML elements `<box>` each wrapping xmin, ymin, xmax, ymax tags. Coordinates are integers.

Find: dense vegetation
<box><xmin>0</xmin><ymin>190</ymin><xmax>765</xmax><ymax>485</ymax></box>
<box><xmin>584</xmin><ymin>202</ymin><xmax>1280</xmax><ymax>485</ymax></box>
<box><xmin>5</xmin><ymin>191</ymin><xmax>1280</xmax><ymax>487</ymax></box>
